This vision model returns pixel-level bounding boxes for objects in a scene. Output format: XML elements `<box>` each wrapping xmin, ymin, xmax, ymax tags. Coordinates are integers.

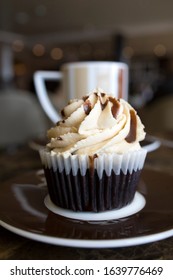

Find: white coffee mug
<box><xmin>34</xmin><ymin>61</ymin><xmax>129</xmax><ymax>123</ymax></box>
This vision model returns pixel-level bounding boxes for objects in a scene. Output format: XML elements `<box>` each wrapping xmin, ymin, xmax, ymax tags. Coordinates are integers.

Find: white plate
<box><xmin>141</xmin><ymin>138</ymin><xmax>161</xmax><ymax>152</ymax></box>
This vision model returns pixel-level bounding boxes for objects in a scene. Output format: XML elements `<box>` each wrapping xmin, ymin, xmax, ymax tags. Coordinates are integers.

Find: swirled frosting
<box><xmin>47</xmin><ymin>89</ymin><xmax>145</xmax><ymax>155</ymax></box>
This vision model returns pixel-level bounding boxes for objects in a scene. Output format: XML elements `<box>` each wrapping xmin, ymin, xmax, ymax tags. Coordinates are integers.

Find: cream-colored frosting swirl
<box><xmin>47</xmin><ymin>89</ymin><xmax>145</xmax><ymax>155</ymax></box>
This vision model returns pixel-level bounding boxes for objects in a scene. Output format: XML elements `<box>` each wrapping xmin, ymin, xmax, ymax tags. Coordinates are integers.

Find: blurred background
<box><xmin>0</xmin><ymin>0</ymin><xmax>173</xmax><ymax>147</ymax></box>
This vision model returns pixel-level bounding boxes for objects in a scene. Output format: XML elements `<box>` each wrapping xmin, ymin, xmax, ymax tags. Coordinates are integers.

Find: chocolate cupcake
<box><xmin>40</xmin><ymin>89</ymin><xmax>147</xmax><ymax>212</ymax></box>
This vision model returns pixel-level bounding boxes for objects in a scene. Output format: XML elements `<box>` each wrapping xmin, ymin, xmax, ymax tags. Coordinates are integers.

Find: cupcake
<box><xmin>40</xmin><ymin>89</ymin><xmax>147</xmax><ymax>212</ymax></box>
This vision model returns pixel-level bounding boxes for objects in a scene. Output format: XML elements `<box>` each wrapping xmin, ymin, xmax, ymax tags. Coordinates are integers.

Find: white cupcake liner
<box><xmin>40</xmin><ymin>149</ymin><xmax>147</xmax><ymax>179</ymax></box>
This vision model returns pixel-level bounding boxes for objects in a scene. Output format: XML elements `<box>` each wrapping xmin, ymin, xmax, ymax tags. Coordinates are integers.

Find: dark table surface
<box><xmin>0</xmin><ymin>132</ymin><xmax>173</xmax><ymax>260</ymax></box>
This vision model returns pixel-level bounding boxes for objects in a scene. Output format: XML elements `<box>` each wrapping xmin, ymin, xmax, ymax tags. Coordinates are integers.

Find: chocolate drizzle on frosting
<box><xmin>125</xmin><ymin>110</ymin><xmax>137</xmax><ymax>143</ymax></box>
<box><xmin>89</xmin><ymin>154</ymin><xmax>98</xmax><ymax>170</ymax></box>
<box><xmin>46</xmin><ymin>90</ymin><xmax>145</xmax><ymax>155</ymax></box>
<box><xmin>99</xmin><ymin>94</ymin><xmax>121</xmax><ymax>114</ymax></box>
<box><xmin>100</xmin><ymin>100</ymin><xmax>108</xmax><ymax>111</ymax></box>
<box><xmin>101</xmin><ymin>93</ymin><xmax>106</xmax><ymax>97</ymax></box>
<box><xmin>82</xmin><ymin>95</ymin><xmax>89</xmax><ymax>101</ymax></box>
<box><xmin>109</xmin><ymin>97</ymin><xmax>121</xmax><ymax>119</ymax></box>
<box><xmin>61</xmin><ymin>109</ymin><xmax>65</xmax><ymax>117</ymax></box>
<box><xmin>83</xmin><ymin>99</ymin><xmax>92</xmax><ymax>115</ymax></box>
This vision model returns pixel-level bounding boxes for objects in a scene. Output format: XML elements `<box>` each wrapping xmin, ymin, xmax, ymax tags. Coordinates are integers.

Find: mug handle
<box><xmin>34</xmin><ymin>71</ymin><xmax>63</xmax><ymax>123</ymax></box>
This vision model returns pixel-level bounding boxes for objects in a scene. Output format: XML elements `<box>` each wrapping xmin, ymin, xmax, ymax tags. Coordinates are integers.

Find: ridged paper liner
<box><xmin>40</xmin><ymin>149</ymin><xmax>147</xmax><ymax>212</ymax></box>
<box><xmin>40</xmin><ymin>149</ymin><xmax>147</xmax><ymax>177</ymax></box>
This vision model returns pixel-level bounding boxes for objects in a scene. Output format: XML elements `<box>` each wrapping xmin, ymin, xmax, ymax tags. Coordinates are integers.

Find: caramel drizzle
<box><xmin>125</xmin><ymin>110</ymin><xmax>137</xmax><ymax>143</ymax></box>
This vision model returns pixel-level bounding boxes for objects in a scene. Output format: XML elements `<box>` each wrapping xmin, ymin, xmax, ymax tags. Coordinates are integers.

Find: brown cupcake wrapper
<box><xmin>44</xmin><ymin>167</ymin><xmax>142</xmax><ymax>212</ymax></box>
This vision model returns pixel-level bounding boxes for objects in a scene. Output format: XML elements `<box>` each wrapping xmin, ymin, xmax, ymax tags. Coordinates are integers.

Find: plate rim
<box><xmin>141</xmin><ymin>139</ymin><xmax>161</xmax><ymax>152</ymax></box>
<box><xmin>1</xmin><ymin>220</ymin><xmax>173</xmax><ymax>248</ymax></box>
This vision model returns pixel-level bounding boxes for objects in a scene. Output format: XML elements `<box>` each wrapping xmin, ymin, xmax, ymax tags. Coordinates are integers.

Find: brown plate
<box><xmin>0</xmin><ymin>168</ymin><xmax>173</xmax><ymax>248</ymax></box>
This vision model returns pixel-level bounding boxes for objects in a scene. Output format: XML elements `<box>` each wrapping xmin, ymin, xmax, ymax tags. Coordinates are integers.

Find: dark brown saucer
<box><xmin>0</xmin><ymin>168</ymin><xmax>173</xmax><ymax>248</ymax></box>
